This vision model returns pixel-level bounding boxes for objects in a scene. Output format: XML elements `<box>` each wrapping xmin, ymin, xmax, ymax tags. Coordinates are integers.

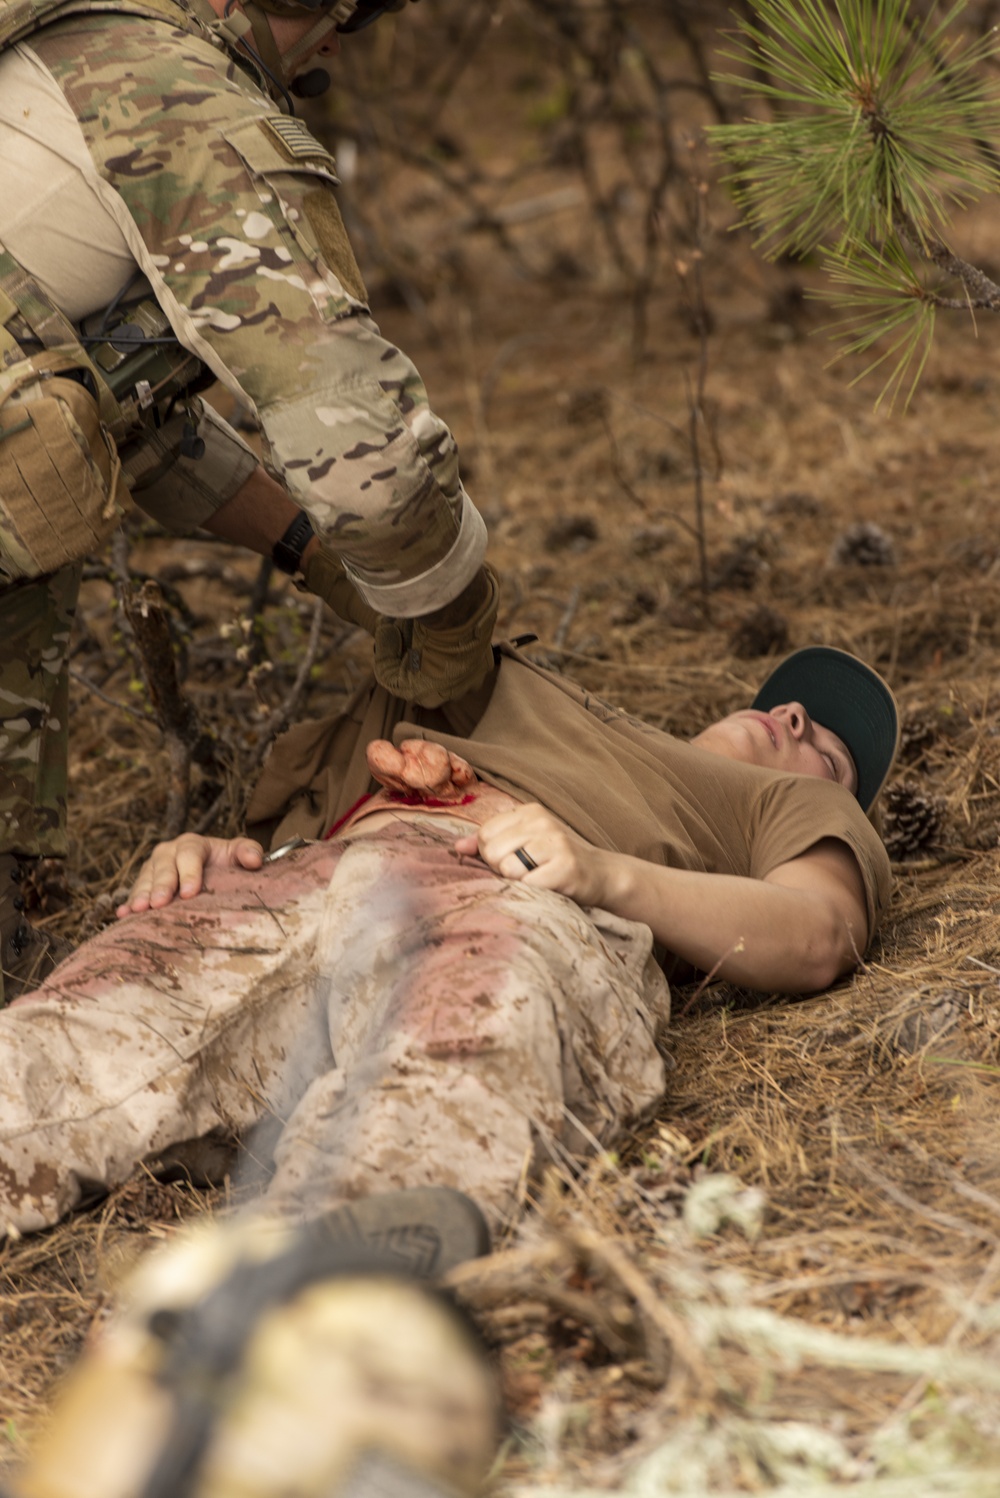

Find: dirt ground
<box><xmin>5</xmin><ymin>3</ymin><xmax>1000</xmax><ymax>1492</ymax></box>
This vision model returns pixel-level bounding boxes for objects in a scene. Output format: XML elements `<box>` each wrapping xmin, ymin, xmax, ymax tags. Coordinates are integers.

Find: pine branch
<box><xmin>901</xmin><ymin>220</ymin><xmax>1000</xmax><ymax>310</ymax></box>
<box><xmin>709</xmin><ymin>0</ymin><xmax>1000</xmax><ymax>403</ymax></box>
<box><xmin>711</xmin><ymin>0</ymin><xmax>1000</xmax><ymax>256</ymax></box>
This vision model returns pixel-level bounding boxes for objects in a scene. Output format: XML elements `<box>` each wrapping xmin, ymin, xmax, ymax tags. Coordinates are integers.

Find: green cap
<box><xmin>751</xmin><ymin>647</ymin><xmax>900</xmax><ymax>812</ymax></box>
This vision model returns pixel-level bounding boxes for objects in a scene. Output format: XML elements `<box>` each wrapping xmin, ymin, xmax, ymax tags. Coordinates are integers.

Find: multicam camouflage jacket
<box><xmin>0</xmin><ymin>0</ymin><xmax>486</xmax><ymax>612</ymax></box>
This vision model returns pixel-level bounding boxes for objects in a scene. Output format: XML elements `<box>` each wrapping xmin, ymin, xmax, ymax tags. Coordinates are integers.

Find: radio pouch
<box><xmin>0</xmin><ymin>346</ymin><xmax>128</xmax><ymax>583</ymax></box>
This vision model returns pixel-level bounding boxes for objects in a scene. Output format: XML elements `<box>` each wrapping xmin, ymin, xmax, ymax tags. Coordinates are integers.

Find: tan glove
<box><xmin>302</xmin><ymin>542</ymin><xmax>380</xmax><ymax>635</ymax></box>
<box><xmin>371</xmin><ymin>563</ymin><xmax>500</xmax><ymax>708</ymax></box>
<box><xmin>303</xmin><ymin>547</ymin><xmax>500</xmax><ymax>708</ymax></box>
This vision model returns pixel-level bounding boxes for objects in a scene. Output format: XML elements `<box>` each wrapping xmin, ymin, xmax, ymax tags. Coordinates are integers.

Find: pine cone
<box><xmin>710</xmin><ymin>533</ymin><xmax>771</xmax><ymax>591</ymax></box>
<box><xmin>882</xmin><ymin>780</ymin><xmax>945</xmax><ymax>860</ymax></box>
<box><xmin>610</xmin><ymin>587</ymin><xmax>658</xmax><ymax>626</ymax></box>
<box><xmin>829</xmin><ymin>521</ymin><xmax>897</xmax><ymax>568</ymax></box>
<box><xmin>563</xmin><ymin>387</ymin><xmax>608</xmax><ymax>426</ymax></box>
<box><xmin>728</xmin><ymin>605</ymin><xmax>790</xmax><ymax>659</ymax></box>
<box><xmin>543</xmin><ymin>513</ymin><xmax>599</xmax><ymax>552</ymax></box>
<box><xmin>766</xmin><ymin>490</ymin><xmax>824</xmax><ymax>518</ymax></box>
<box><xmin>898</xmin><ymin>713</ymin><xmax>935</xmax><ymax>766</ymax></box>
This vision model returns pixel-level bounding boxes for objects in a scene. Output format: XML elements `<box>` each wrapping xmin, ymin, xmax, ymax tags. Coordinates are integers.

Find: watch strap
<box><xmin>272</xmin><ymin>510</ymin><xmax>316</xmax><ymax>574</ymax></box>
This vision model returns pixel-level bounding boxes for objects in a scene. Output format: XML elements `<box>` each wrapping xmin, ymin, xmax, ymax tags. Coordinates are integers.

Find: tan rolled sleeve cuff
<box><xmin>344</xmin><ymin>492</ymin><xmax>488</xmax><ymax>617</ymax></box>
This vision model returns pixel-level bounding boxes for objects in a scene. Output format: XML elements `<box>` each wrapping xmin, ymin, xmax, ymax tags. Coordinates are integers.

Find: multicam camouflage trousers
<box><xmin>0</xmin><ymin>823</ymin><xmax>670</xmax><ymax>1237</ymax></box>
<box><xmin>0</xmin><ymin>563</ymin><xmax>80</xmax><ymax>860</ymax></box>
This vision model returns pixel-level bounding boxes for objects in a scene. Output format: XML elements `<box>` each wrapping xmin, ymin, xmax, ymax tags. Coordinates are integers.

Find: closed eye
<box><xmin>829</xmin><ymin>751</ymin><xmax>855</xmax><ymax>789</ymax></box>
<box><xmin>814</xmin><ymin>720</ymin><xmax>858</xmax><ymax>795</ymax></box>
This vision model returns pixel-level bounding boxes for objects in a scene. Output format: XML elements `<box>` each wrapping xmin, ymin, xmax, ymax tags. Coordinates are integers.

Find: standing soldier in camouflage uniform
<box><xmin>0</xmin><ymin>0</ymin><xmax>500</xmax><ymax>999</ymax></box>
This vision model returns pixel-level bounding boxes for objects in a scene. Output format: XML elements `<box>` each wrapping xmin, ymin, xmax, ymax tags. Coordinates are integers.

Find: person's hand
<box><xmin>367</xmin><ymin>738</ymin><xmax>478</xmax><ymax>802</ymax></box>
<box><xmin>117</xmin><ymin>834</ymin><xmax>265</xmax><ymax>916</ymax></box>
<box><xmin>305</xmin><ymin>550</ymin><xmax>500</xmax><ymax>709</ymax></box>
<box><xmin>455</xmin><ymin>804</ymin><xmax>608</xmax><ymax>908</ymax></box>
<box><xmin>372</xmin><ymin>565</ymin><xmax>500</xmax><ymax>708</ymax></box>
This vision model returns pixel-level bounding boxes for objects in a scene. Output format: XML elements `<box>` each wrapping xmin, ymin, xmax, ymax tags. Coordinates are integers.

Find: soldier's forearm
<box><xmin>203</xmin><ymin>464</ymin><xmax>320</xmax><ymax>571</ymax></box>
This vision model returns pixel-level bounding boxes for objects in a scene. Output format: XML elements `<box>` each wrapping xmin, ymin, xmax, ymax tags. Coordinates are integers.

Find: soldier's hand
<box><xmin>301</xmin><ymin>542</ymin><xmax>380</xmax><ymax>635</ymax></box>
<box><xmin>373</xmin><ymin>564</ymin><xmax>500</xmax><ymax>708</ymax></box>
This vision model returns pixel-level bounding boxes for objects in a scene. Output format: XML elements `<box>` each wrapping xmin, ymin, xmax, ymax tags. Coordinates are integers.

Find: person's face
<box><xmin>691</xmin><ymin>701</ymin><xmax>858</xmax><ymax>797</ymax></box>
<box><xmin>263</xmin><ymin>8</ymin><xmax>342</xmax><ymax>62</ymax></box>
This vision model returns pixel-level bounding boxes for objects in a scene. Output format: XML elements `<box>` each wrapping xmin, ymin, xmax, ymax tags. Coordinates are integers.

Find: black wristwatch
<box><xmin>271</xmin><ymin>511</ymin><xmax>316</xmax><ymax>575</ymax></box>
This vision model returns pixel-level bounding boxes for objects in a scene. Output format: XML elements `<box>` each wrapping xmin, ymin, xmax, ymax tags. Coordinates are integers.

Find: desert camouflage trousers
<box><xmin>0</xmin><ymin>564</ymin><xmax>80</xmax><ymax>859</ymax></box>
<box><xmin>0</xmin><ymin>823</ymin><xmax>670</xmax><ymax>1237</ymax></box>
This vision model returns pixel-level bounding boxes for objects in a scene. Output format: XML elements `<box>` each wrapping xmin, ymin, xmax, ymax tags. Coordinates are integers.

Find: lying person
<box><xmin>0</xmin><ymin>643</ymin><xmax>899</xmax><ymax>1250</ymax></box>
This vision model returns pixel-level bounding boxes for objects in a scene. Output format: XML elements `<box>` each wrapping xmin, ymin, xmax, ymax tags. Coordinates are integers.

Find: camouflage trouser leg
<box><xmin>0</xmin><ymin>827</ymin><xmax>669</xmax><ymax>1238</ymax></box>
<box><xmin>263</xmin><ymin>823</ymin><xmax>671</xmax><ymax>1234</ymax></box>
<box><xmin>0</xmin><ymin>839</ymin><xmax>346</xmax><ymax>1235</ymax></box>
<box><xmin>0</xmin><ymin>563</ymin><xmax>81</xmax><ymax>860</ymax></box>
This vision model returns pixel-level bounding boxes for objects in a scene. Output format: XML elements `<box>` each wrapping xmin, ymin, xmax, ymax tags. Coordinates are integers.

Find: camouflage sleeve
<box><xmin>30</xmin><ymin>15</ymin><xmax>487</xmax><ymax>617</ymax></box>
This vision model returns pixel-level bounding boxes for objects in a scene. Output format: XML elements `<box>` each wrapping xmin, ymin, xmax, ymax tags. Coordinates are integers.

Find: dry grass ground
<box><xmin>6</xmin><ymin>4</ymin><xmax>1000</xmax><ymax>1491</ymax></box>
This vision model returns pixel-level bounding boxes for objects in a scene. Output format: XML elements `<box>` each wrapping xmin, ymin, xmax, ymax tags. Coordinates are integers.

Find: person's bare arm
<box><xmin>117</xmin><ymin>834</ymin><xmax>265</xmax><ymax>916</ymax></box>
<box><xmin>200</xmin><ymin>463</ymin><xmax>317</xmax><ymax>566</ymax></box>
<box><xmin>457</xmin><ymin>808</ymin><xmax>868</xmax><ymax>994</ymax></box>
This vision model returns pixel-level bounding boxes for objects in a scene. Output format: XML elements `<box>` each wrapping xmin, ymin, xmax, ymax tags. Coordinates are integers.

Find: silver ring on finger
<box><xmin>514</xmin><ymin>846</ymin><xmax>538</xmax><ymax>872</ymax></box>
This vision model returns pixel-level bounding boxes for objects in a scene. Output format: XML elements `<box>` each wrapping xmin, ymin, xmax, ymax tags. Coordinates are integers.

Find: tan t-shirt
<box><xmin>247</xmin><ymin>646</ymin><xmax>892</xmax><ymax>955</ymax></box>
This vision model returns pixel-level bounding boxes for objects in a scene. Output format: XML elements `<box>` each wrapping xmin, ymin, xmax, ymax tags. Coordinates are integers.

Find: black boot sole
<box><xmin>301</xmin><ymin>1186</ymin><xmax>491</xmax><ymax>1279</ymax></box>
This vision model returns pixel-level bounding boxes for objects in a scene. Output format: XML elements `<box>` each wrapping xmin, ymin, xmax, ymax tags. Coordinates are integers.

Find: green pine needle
<box><xmin>818</xmin><ymin>237</ymin><xmax>940</xmax><ymax>408</ymax></box>
<box><xmin>708</xmin><ymin>0</ymin><xmax>1000</xmax><ymax>404</ymax></box>
<box><xmin>710</xmin><ymin>0</ymin><xmax>1000</xmax><ymax>257</ymax></box>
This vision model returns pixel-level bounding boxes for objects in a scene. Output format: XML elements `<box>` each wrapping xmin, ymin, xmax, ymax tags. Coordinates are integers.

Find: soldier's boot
<box><xmin>301</xmin><ymin>1186</ymin><xmax>492</xmax><ymax>1279</ymax></box>
<box><xmin>0</xmin><ymin>852</ymin><xmax>73</xmax><ymax>1007</ymax></box>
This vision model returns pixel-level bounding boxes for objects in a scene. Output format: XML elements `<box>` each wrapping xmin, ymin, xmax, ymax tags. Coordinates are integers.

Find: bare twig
<box><xmin>257</xmin><ymin>598</ymin><xmax>325</xmax><ymax>754</ymax></box>
<box><xmin>552</xmin><ymin>587</ymin><xmax>582</xmax><ymax>651</ymax></box>
<box><xmin>566</xmin><ymin>1226</ymin><xmax>714</xmax><ymax>1391</ymax></box>
<box><xmin>194</xmin><ymin>601</ymin><xmax>325</xmax><ymax>836</ymax></box>
<box><xmin>680</xmin><ymin>162</ymin><xmax>714</xmax><ymax>620</ymax></box>
<box><xmin>68</xmin><ymin>668</ymin><xmax>155</xmax><ymax>729</ymax></box>
<box><xmin>898</xmin><ymin>215</ymin><xmax>1000</xmax><ymax>312</ymax></box>
<box><xmin>119</xmin><ymin>580</ymin><xmax>208</xmax><ymax>839</ymax></box>
<box><xmin>840</xmin><ymin>1143</ymin><xmax>1000</xmax><ymax>1248</ymax></box>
